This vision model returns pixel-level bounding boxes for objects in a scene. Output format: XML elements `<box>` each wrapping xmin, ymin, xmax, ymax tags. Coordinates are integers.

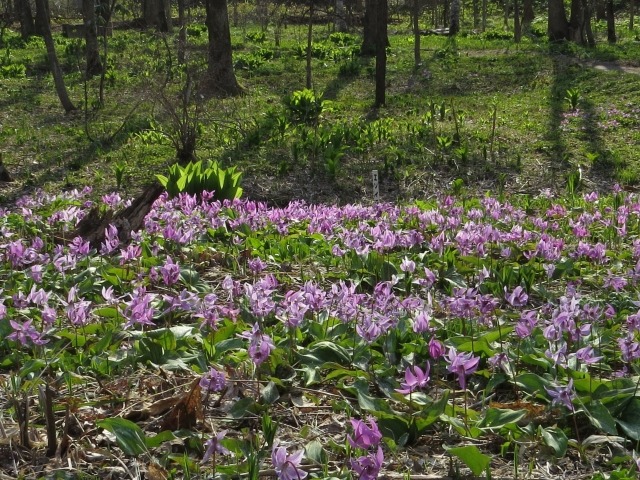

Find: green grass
<box><xmin>0</xmin><ymin>10</ymin><xmax>639</xmax><ymax>205</ymax></box>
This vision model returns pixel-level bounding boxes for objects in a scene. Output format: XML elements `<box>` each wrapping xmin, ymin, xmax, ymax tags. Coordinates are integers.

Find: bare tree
<box><xmin>205</xmin><ymin>0</ymin><xmax>242</xmax><ymax>96</ymax></box>
<box><xmin>548</xmin><ymin>0</ymin><xmax>569</xmax><ymax>40</ymax></box>
<box><xmin>35</xmin><ymin>0</ymin><xmax>76</xmax><ymax>112</ymax></box>
<box><xmin>17</xmin><ymin>0</ymin><xmax>35</xmax><ymax>39</ymax></box>
<box><xmin>449</xmin><ymin>0</ymin><xmax>460</xmax><ymax>35</ymax></box>
<box><xmin>143</xmin><ymin>0</ymin><xmax>171</xmax><ymax>31</ymax></box>
<box><xmin>606</xmin><ymin>0</ymin><xmax>616</xmax><ymax>42</ymax></box>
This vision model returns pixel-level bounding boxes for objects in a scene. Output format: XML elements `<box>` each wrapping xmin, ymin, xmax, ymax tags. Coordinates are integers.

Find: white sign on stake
<box><xmin>372</xmin><ymin>170</ymin><xmax>380</xmax><ymax>203</ymax></box>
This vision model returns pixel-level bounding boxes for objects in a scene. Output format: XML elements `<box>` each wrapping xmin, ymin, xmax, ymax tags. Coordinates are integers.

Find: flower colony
<box><xmin>1</xmin><ymin>186</ymin><xmax>640</xmax><ymax>476</ymax></box>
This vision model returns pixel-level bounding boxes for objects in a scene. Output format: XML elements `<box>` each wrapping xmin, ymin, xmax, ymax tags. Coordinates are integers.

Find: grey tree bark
<box><xmin>205</xmin><ymin>0</ymin><xmax>242</xmax><ymax>97</ymax></box>
<box><xmin>18</xmin><ymin>0</ymin><xmax>35</xmax><ymax>39</ymax></box>
<box><xmin>606</xmin><ymin>0</ymin><xmax>616</xmax><ymax>43</ymax></box>
<box><xmin>82</xmin><ymin>0</ymin><xmax>103</xmax><ymax>76</ymax></box>
<box><xmin>143</xmin><ymin>0</ymin><xmax>171</xmax><ymax>32</ymax></box>
<box><xmin>35</xmin><ymin>0</ymin><xmax>76</xmax><ymax>112</ymax></box>
<box><xmin>335</xmin><ymin>0</ymin><xmax>347</xmax><ymax>32</ymax></box>
<box><xmin>449</xmin><ymin>0</ymin><xmax>460</xmax><ymax>35</ymax></box>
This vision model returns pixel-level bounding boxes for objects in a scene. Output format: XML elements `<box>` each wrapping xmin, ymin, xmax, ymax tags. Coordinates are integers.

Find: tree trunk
<box><xmin>82</xmin><ymin>0</ymin><xmax>103</xmax><ymax>76</ymax></box>
<box><xmin>481</xmin><ymin>0</ymin><xmax>487</xmax><ymax>31</ymax></box>
<box><xmin>449</xmin><ymin>0</ymin><xmax>460</xmax><ymax>35</ymax></box>
<box><xmin>514</xmin><ymin>0</ymin><xmax>521</xmax><ymax>41</ymax></box>
<box><xmin>472</xmin><ymin>0</ymin><xmax>479</xmax><ymax>28</ymax></box>
<box><xmin>568</xmin><ymin>0</ymin><xmax>585</xmax><ymax>43</ymax></box>
<box><xmin>335</xmin><ymin>0</ymin><xmax>347</xmax><ymax>32</ymax></box>
<box><xmin>205</xmin><ymin>0</ymin><xmax>242</xmax><ymax>97</ymax></box>
<box><xmin>177</xmin><ymin>0</ymin><xmax>186</xmax><ymax>64</ymax></box>
<box><xmin>630</xmin><ymin>0</ymin><xmax>635</xmax><ymax>30</ymax></box>
<box><xmin>503</xmin><ymin>0</ymin><xmax>509</xmax><ymax>28</ymax></box>
<box><xmin>606</xmin><ymin>0</ymin><xmax>616</xmax><ymax>43</ymax></box>
<box><xmin>521</xmin><ymin>0</ymin><xmax>534</xmax><ymax>34</ymax></box>
<box><xmin>374</xmin><ymin>0</ymin><xmax>387</xmax><ymax>107</ymax></box>
<box><xmin>583</xmin><ymin>0</ymin><xmax>595</xmax><ymax>46</ymax></box>
<box><xmin>18</xmin><ymin>0</ymin><xmax>35</xmax><ymax>39</ymax></box>
<box><xmin>35</xmin><ymin>0</ymin><xmax>76</xmax><ymax>112</ymax></box>
<box><xmin>306</xmin><ymin>1</ymin><xmax>313</xmax><ymax>89</ymax></box>
<box><xmin>143</xmin><ymin>0</ymin><xmax>171</xmax><ymax>32</ymax></box>
<box><xmin>595</xmin><ymin>0</ymin><xmax>605</xmax><ymax>20</ymax></box>
<box><xmin>362</xmin><ymin>0</ymin><xmax>377</xmax><ymax>55</ymax></box>
<box><xmin>413</xmin><ymin>0</ymin><xmax>421</xmax><ymax>66</ymax></box>
<box><xmin>34</xmin><ymin>0</ymin><xmax>48</xmax><ymax>36</ymax></box>
<box><xmin>548</xmin><ymin>0</ymin><xmax>568</xmax><ymax>41</ymax></box>
<box><xmin>257</xmin><ymin>0</ymin><xmax>268</xmax><ymax>30</ymax></box>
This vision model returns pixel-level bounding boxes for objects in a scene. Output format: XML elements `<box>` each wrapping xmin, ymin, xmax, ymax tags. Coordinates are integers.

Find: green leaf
<box><xmin>444</xmin><ymin>444</ymin><xmax>491</xmax><ymax>476</ymax></box>
<box><xmin>299</xmin><ymin>341</ymin><xmax>351</xmax><ymax>367</ymax></box>
<box><xmin>228</xmin><ymin>397</ymin><xmax>257</xmax><ymax>419</ymax></box>
<box><xmin>582</xmin><ymin>400</ymin><xmax>617</xmax><ymax>435</ymax></box>
<box><xmin>540</xmin><ymin>426</ymin><xmax>568</xmax><ymax>457</ymax></box>
<box><xmin>305</xmin><ymin>440</ymin><xmax>327</xmax><ymax>465</ymax></box>
<box><xmin>477</xmin><ymin>408</ymin><xmax>527</xmax><ymax>430</ymax></box>
<box><xmin>97</xmin><ymin>418</ymin><xmax>147</xmax><ymax>456</ymax></box>
<box><xmin>515</xmin><ymin>372</ymin><xmax>551</xmax><ymax>395</ymax></box>
<box><xmin>616</xmin><ymin>397</ymin><xmax>640</xmax><ymax>440</ymax></box>
<box><xmin>145</xmin><ymin>430</ymin><xmax>177</xmax><ymax>448</ymax></box>
<box><xmin>261</xmin><ymin>381</ymin><xmax>280</xmax><ymax>405</ymax></box>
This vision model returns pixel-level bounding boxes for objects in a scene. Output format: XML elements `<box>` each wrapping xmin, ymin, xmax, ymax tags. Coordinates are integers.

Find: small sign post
<box><xmin>372</xmin><ymin>170</ymin><xmax>380</xmax><ymax>203</ymax></box>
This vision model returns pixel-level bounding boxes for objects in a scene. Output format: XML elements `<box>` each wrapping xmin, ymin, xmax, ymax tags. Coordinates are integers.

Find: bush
<box><xmin>285</xmin><ymin>89</ymin><xmax>324</xmax><ymax>124</ymax></box>
<box><xmin>157</xmin><ymin>160</ymin><xmax>243</xmax><ymax>200</ymax></box>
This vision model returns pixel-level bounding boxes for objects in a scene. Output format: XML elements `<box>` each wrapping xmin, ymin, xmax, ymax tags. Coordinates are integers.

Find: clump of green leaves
<box><xmin>286</xmin><ymin>89</ymin><xmax>324</xmax><ymax>124</ymax></box>
<box><xmin>157</xmin><ymin>160</ymin><xmax>243</xmax><ymax>200</ymax></box>
<box><xmin>565</xmin><ymin>88</ymin><xmax>581</xmax><ymax>110</ymax></box>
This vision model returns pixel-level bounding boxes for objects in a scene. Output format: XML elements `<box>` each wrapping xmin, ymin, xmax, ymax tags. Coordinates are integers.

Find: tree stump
<box><xmin>73</xmin><ymin>183</ymin><xmax>164</xmax><ymax>248</ymax></box>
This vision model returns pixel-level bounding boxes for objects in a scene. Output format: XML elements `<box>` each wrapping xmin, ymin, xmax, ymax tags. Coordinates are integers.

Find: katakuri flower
<box><xmin>271</xmin><ymin>442</ymin><xmax>308</xmax><ymax>480</ymax></box>
<box><xmin>395</xmin><ymin>362</ymin><xmax>430</xmax><ymax>394</ymax></box>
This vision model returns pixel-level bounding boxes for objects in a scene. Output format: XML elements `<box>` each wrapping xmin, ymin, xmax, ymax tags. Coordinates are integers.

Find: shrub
<box><xmin>286</xmin><ymin>89</ymin><xmax>324</xmax><ymax>124</ymax></box>
<box><xmin>157</xmin><ymin>160</ymin><xmax>243</xmax><ymax>200</ymax></box>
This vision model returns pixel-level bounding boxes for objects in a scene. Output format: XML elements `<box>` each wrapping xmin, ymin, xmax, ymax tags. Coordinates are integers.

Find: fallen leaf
<box><xmin>147</xmin><ymin>462</ymin><xmax>169</xmax><ymax>480</ymax></box>
<box><xmin>160</xmin><ymin>379</ymin><xmax>203</xmax><ymax>431</ymax></box>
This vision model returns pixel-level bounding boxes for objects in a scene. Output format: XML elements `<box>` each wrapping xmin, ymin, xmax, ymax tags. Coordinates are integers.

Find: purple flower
<box><xmin>395</xmin><ymin>362</ymin><xmax>430</xmax><ymax>394</ymax></box>
<box><xmin>202</xmin><ymin>430</ymin><xmax>230</xmax><ymax>463</ymax></box>
<box><xmin>350</xmin><ymin>446</ymin><xmax>384</xmax><ymax>480</ymax></box>
<box><xmin>271</xmin><ymin>443</ymin><xmax>308</xmax><ymax>480</ymax></box>
<box><xmin>200</xmin><ymin>367</ymin><xmax>226</xmax><ymax>392</ymax></box>
<box><xmin>429</xmin><ymin>337</ymin><xmax>445</xmax><ymax>359</ymax></box>
<box><xmin>100</xmin><ymin>224</ymin><xmax>119</xmax><ymax>254</ymax></box>
<box><xmin>575</xmin><ymin>346</ymin><xmax>602</xmax><ymax>364</ymax></box>
<box><xmin>160</xmin><ymin>256</ymin><xmax>181</xmax><ymax>286</ymax></box>
<box><xmin>412</xmin><ymin>309</ymin><xmax>431</xmax><ymax>333</ymax></box>
<box><xmin>247</xmin><ymin>257</ymin><xmax>268</xmax><ymax>275</ymax></box>
<box><xmin>348</xmin><ymin>417</ymin><xmax>382</xmax><ymax>450</ymax></box>
<box><xmin>8</xmin><ymin>319</ymin><xmax>48</xmax><ymax>346</ymax></box>
<box><xmin>122</xmin><ymin>288</ymin><xmax>156</xmax><ymax>328</ymax></box>
<box><xmin>400</xmin><ymin>257</ymin><xmax>416</xmax><ymax>273</ymax></box>
<box><xmin>505</xmin><ymin>286</ymin><xmax>528</xmax><ymax>307</ymax></box>
<box><xmin>545</xmin><ymin>379</ymin><xmax>576</xmax><ymax>411</ymax></box>
<box><xmin>239</xmin><ymin>323</ymin><xmax>275</xmax><ymax>366</ymax></box>
<box><xmin>445</xmin><ymin>348</ymin><xmax>480</xmax><ymax>390</ymax></box>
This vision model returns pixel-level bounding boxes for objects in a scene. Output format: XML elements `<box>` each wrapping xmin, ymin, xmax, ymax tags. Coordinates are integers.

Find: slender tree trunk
<box><xmin>472</xmin><ymin>0</ymin><xmax>479</xmax><ymax>28</ymax></box>
<box><xmin>630</xmin><ymin>0</ymin><xmax>635</xmax><ymax>29</ymax></box>
<box><xmin>413</xmin><ymin>0</ymin><xmax>421</xmax><ymax>66</ymax></box>
<box><xmin>514</xmin><ymin>0</ymin><xmax>521</xmax><ymax>40</ymax></box>
<box><xmin>205</xmin><ymin>0</ymin><xmax>242</xmax><ymax>96</ymax></box>
<box><xmin>481</xmin><ymin>0</ymin><xmax>487</xmax><ymax>31</ymax></box>
<box><xmin>521</xmin><ymin>0</ymin><xmax>534</xmax><ymax>34</ymax></box>
<box><xmin>583</xmin><ymin>0</ymin><xmax>595</xmax><ymax>46</ymax></box>
<box><xmin>606</xmin><ymin>0</ymin><xmax>616</xmax><ymax>42</ymax></box>
<box><xmin>449</xmin><ymin>0</ymin><xmax>460</xmax><ymax>34</ymax></box>
<box><xmin>306</xmin><ymin>1</ymin><xmax>313</xmax><ymax>89</ymax></box>
<box><xmin>35</xmin><ymin>0</ymin><xmax>76</xmax><ymax>112</ymax></box>
<box><xmin>569</xmin><ymin>0</ymin><xmax>585</xmax><ymax>42</ymax></box>
<box><xmin>335</xmin><ymin>0</ymin><xmax>347</xmax><ymax>31</ymax></box>
<box><xmin>595</xmin><ymin>0</ymin><xmax>605</xmax><ymax>20</ymax></box>
<box><xmin>375</xmin><ymin>0</ymin><xmax>387</xmax><ymax>107</ymax></box>
<box><xmin>18</xmin><ymin>0</ymin><xmax>35</xmax><ymax>39</ymax></box>
<box><xmin>362</xmin><ymin>0</ymin><xmax>376</xmax><ymax>55</ymax></box>
<box><xmin>177</xmin><ymin>0</ymin><xmax>186</xmax><ymax>64</ymax></box>
<box><xmin>34</xmin><ymin>0</ymin><xmax>48</xmax><ymax>36</ymax></box>
<box><xmin>503</xmin><ymin>0</ymin><xmax>509</xmax><ymax>28</ymax></box>
<box><xmin>82</xmin><ymin>0</ymin><xmax>103</xmax><ymax>76</ymax></box>
<box><xmin>257</xmin><ymin>0</ymin><xmax>268</xmax><ymax>30</ymax></box>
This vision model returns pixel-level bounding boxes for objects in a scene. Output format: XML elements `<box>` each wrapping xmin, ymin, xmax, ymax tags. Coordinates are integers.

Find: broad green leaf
<box><xmin>540</xmin><ymin>426</ymin><xmax>568</xmax><ymax>457</ymax></box>
<box><xmin>616</xmin><ymin>397</ymin><xmax>640</xmax><ymax>440</ymax></box>
<box><xmin>444</xmin><ymin>445</ymin><xmax>491</xmax><ymax>476</ymax></box>
<box><xmin>261</xmin><ymin>381</ymin><xmax>280</xmax><ymax>405</ymax></box>
<box><xmin>582</xmin><ymin>400</ymin><xmax>617</xmax><ymax>435</ymax></box>
<box><xmin>299</xmin><ymin>341</ymin><xmax>351</xmax><ymax>367</ymax></box>
<box><xmin>305</xmin><ymin>440</ymin><xmax>327</xmax><ymax>464</ymax></box>
<box><xmin>228</xmin><ymin>397</ymin><xmax>257</xmax><ymax>419</ymax></box>
<box><xmin>515</xmin><ymin>372</ymin><xmax>551</xmax><ymax>395</ymax></box>
<box><xmin>97</xmin><ymin>418</ymin><xmax>147</xmax><ymax>456</ymax></box>
<box><xmin>145</xmin><ymin>430</ymin><xmax>177</xmax><ymax>448</ymax></box>
<box><xmin>477</xmin><ymin>408</ymin><xmax>526</xmax><ymax>430</ymax></box>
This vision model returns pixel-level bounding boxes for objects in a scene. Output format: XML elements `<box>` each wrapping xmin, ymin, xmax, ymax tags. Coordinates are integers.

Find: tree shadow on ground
<box><xmin>547</xmin><ymin>48</ymin><xmax>613</xmax><ymax>188</ymax></box>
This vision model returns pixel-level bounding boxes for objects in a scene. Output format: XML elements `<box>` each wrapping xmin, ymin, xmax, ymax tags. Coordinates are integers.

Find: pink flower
<box><xmin>395</xmin><ymin>363</ymin><xmax>430</xmax><ymax>394</ymax></box>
